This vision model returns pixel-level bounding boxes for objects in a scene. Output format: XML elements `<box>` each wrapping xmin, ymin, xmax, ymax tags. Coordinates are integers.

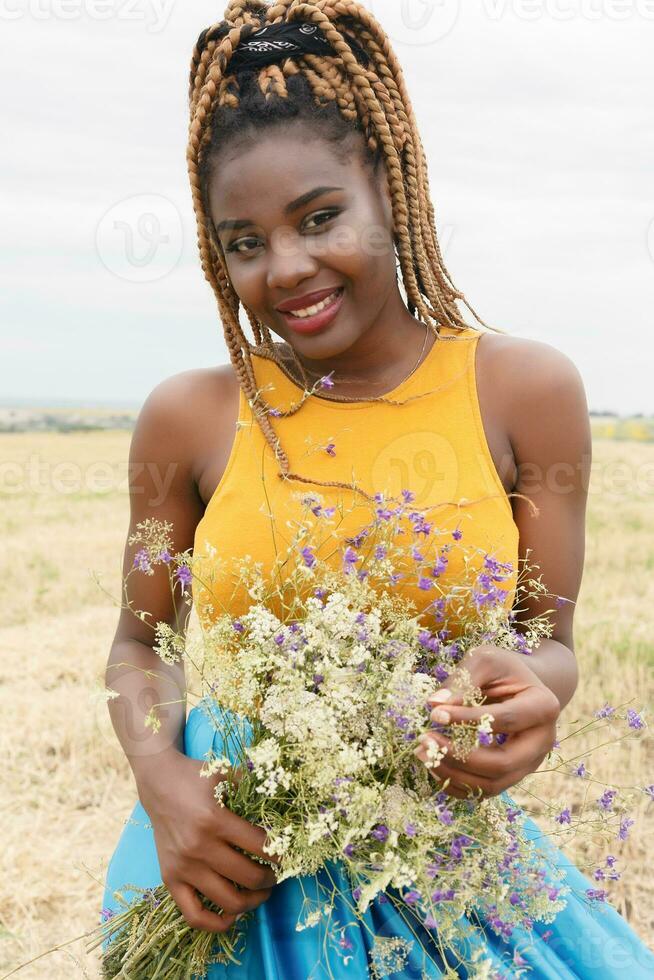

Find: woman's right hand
<box><xmin>137</xmin><ymin>751</ymin><xmax>278</xmax><ymax>934</ymax></box>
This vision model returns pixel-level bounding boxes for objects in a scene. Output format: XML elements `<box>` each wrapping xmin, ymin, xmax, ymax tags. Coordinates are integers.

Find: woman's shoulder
<box><xmin>475</xmin><ymin>329</ymin><xmax>590</xmax><ymax>466</ymax></box>
<box><xmin>131</xmin><ymin>365</ymin><xmax>240</xmax><ymax>477</ymax></box>
<box><xmin>476</xmin><ymin>329</ymin><xmax>587</xmax><ymax>406</ymax></box>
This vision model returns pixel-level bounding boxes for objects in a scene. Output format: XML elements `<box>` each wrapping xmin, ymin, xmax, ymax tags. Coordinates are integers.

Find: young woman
<box><xmin>101</xmin><ymin>2</ymin><xmax>654</xmax><ymax>976</ymax></box>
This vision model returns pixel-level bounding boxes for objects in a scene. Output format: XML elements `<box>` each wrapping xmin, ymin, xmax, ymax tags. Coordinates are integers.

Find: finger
<box><xmin>413</xmin><ymin>743</ymin><xmax>477</xmax><ymax>797</ymax></box>
<box><xmin>427</xmin><ymin>762</ymin><xmax>506</xmax><ymax>799</ymax></box>
<box><xmin>170</xmin><ymin>880</ymin><xmax>238</xmax><ymax>934</ymax></box>
<box><xmin>190</xmin><ymin>866</ymin><xmax>272</xmax><ymax>916</ymax></box>
<box><xmin>429</xmin><ymin>686</ymin><xmax>557</xmax><ymax>734</ymax></box>
<box><xmin>212</xmin><ymin>842</ymin><xmax>278</xmax><ymax>891</ymax></box>
<box><xmin>420</xmin><ymin>760</ymin><xmax>486</xmax><ymax>800</ymax></box>
<box><xmin>218</xmin><ymin>808</ymin><xmax>281</xmax><ymax>865</ymax></box>
<box><xmin>418</xmin><ymin>726</ymin><xmax>550</xmax><ymax>780</ymax></box>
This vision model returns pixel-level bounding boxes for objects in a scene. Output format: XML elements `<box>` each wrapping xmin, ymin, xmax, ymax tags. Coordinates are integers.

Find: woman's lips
<box><xmin>279</xmin><ymin>287</ymin><xmax>345</xmax><ymax>335</ymax></box>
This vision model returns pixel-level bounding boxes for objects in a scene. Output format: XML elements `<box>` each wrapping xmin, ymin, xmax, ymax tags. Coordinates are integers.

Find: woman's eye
<box><xmin>226</xmin><ymin>237</ymin><xmax>261</xmax><ymax>255</ymax></box>
<box><xmin>304</xmin><ymin>209</ymin><xmax>340</xmax><ymax>231</ymax></box>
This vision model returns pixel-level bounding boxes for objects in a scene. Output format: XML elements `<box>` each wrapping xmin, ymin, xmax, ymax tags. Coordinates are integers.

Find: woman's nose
<box><xmin>266</xmin><ymin>227</ymin><xmax>320</xmax><ymax>290</ymax></box>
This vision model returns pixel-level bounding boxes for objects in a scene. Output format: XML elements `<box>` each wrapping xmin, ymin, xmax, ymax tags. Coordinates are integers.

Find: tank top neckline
<box><xmin>250</xmin><ymin>325</ymin><xmax>477</xmax><ymax>412</ymax></box>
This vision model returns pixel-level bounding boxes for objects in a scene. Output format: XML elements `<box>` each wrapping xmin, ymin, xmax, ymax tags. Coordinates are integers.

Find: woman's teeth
<box><xmin>288</xmin><ymin>289</ymin><xmax>341</xmax><ymax>319</ymax></box>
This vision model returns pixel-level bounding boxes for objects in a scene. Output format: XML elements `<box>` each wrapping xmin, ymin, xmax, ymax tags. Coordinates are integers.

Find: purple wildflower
<box><xmin>644</xmin><ymin>784</ymin><xmax>654</xmax><ymax>802</ymax></box>
<box><xmin>597</xmin><ymin>789</ymin><xmax>617</xmax><ymax>812</ymax></box>
<box><xmin>157</xmin><ymin>549</ymin><xmax>172</xmax><ymax>563</ymax></box>
<box><xmin>452</xmin><ymin>527</ymin><xmax>463</xmax><ymax>541</ymax></box>
<box><xmin>342</xmin><ymin>546</ymin><xmax>360</xmax><ymax>573</ymax></box>
<box><xmin>437</xmin><ymin>806</ymin><xmax>454</xmax><ymax>826</ymax></box>
<box><xmin>325</xmin><ymin>442</ymin><xmax>336</xmax><ymax>457</ymax></box>
<box><xmin>319</xmin><ymin>374</ymin><xmax>335</xmax><ymax>389</ymax></box>
<box><xmin>176</xmin><ymin>565</ymin><xmax>192</xmax><ymax>590</ymax></box>
<box><xmin>556</xmin><ymin>808</ymin><xmax>572</xmax><ymax>825</ymax></box>
<box><xmin>371</xmin><ymin>824</ymin><xmax>389</xmax><ymax>842</ymax></box>
<box><xmin>268</xmin><ymin>407</ymin><xmax>282</xmax><ymax>417</ymax></box>
<box><xmin>404</xmin><ymin>822</ymin><xmax>417</xmax><ymax>837</ymax></box>
<box><xmin>401</xmin><ymin>489</ymin><xmax>416</xmax><ymax>503</ymax></box>
<box><xmin>595</xmin><ymin>703</ymin><xmax>615</xmax><ymax>719</ymax></box>
<box><xmin>617</xmin><ymin>817</ymin><xmax>635</xmax><ymax>841</ymax></box>
<box><xmin>232</xmin><ymin>619</ymin><xmax>244</xmax><ymax>633</ymax></box>
<box><xmin>301</xmin><ymin>546</ymin><xmax>316</xmax><ymax>568</ymax></box>
<box><xmin>495</xmin><ymin>732</ymin><xmax>509</xmax><ymax>746</ymax></box>
<box><xmin>404</xmin><ymin>890</ymin><xmax>421</xmax><ymax>905</ymax></box>
<box><xmin>101</xmin><ymin>907</ymin><xmax>115</xmax><ymax>922</ymax></box>
<box><xmin>626</xmin><ymin>708</ymin><xmax>645</xmax><ymax>731</ymax></box>
<box><xmin>586</xmin><ymin>888</ymin><xmax>607</xmax><ymax>902</ymax></box>
<box><xmin>431</xmin><ymin>888</ymin><xmax>456</xmax><ymax>902</ymax></box>
<box><xmin>133</xmin><ymin>548</ymin><xmax>151</xmax><ymax>573</ymax></box>
<box><xmin>343</xmin><ymin>843</ymin><xmax>355</xmax><ymax>858</ymax></box>
<box><xmin>431</xmin><ymin>555</ymin><xmax>448</xmax><ymax>577</ymax></box>
<box><xmin>478</xmin><ymin>730</ymin><xmax>493</xmax><ymax>746</ymax></box>
<box><xmin>418</xmin><ymin>576</ymin><xmax>432</xmax><ymax>591</ymax></box>
<box><xmin>573</xmin><ymin>761</ymin><xmax>587</xmax><ymax>778</ymax></box>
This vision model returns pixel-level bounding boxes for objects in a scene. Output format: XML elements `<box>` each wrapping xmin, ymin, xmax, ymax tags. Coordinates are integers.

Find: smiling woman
<box><xmin>95</xmin><ymin>1</ymin><xmax>654</xmax><ymax>978</ymax></box>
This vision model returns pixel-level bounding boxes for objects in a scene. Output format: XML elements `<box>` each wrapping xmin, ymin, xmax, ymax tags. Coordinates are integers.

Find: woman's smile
<box><xmin>277</xmin><ymin>286</ymin><xmax>345</xmax><ymax>335</ymax></box>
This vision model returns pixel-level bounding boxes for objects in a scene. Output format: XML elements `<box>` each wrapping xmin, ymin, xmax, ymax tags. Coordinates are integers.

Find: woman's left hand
<box><xmin>414</xmin><ymin>644</ymin><xmax>561</xmax><ymax>799</ymax></box>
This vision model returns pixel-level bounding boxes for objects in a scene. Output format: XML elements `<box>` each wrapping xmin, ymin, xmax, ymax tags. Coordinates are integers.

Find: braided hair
<box><xmin>187</xmin><ymin>0</ymin><xmax>500</xmax><ymax>503</ymax></box>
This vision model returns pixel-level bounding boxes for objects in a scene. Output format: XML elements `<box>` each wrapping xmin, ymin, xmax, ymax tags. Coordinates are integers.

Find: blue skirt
<box><xmin>101</xmin><ymin>700</ymin><xmax>654</xmax><ymax>978</ymax></box>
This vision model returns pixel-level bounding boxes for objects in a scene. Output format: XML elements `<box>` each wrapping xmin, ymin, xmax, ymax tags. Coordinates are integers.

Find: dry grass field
<box><xmin>0</xmin><ymin>431</ymin><xmax>652</xmax><ymax>977</ymax></box>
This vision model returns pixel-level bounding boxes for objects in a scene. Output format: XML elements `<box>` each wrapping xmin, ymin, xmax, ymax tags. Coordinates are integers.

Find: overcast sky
<box><xmin>2</xmin><ymin>0</ymin><xmax>653</xmax><ymax>413</ymax></box>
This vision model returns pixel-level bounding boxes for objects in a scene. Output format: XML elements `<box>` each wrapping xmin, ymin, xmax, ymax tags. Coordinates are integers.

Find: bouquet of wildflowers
<box><xmin>87</xmin><ymin>490</ymin><xmax>649</xmax><ymax>979</ymax></box>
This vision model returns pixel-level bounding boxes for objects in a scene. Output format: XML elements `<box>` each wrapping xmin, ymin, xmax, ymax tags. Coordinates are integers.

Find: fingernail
<box><xmin>430</xmin><ymin>709</ymin><xmax>450</xmax><ymax>724</ymax></box>
<box><xmin>428</xmin><ymin>689</ymin><xmax>452</xmax><ymax>704</ymax></box>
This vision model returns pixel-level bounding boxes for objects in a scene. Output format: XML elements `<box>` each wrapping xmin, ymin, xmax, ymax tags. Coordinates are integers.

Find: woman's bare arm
<box><xmin>505</xmin><ymin>337</ymin><xmax>592</xmax><ymax>709</ymax></box>
<box><xmin>105</xmin><ymin>369</ymin><xmax>276</xmax><ymax>933</ymax></box>
<box><xmin>105</xmin><ymin>371</ymin><xmax>206</xmax><ymax>785</ymax></box>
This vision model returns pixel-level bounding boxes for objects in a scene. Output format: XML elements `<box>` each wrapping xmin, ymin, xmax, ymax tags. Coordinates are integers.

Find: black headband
<box><xmin>228</xmin><ymin>21</ymin><xmax>370</xmax><ymax>74</ymax></box>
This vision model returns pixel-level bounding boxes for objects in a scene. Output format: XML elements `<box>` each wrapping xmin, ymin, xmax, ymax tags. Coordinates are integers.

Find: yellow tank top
<box><xmin>193</xmin><ymin>325</ymin><xmax>519</xmax><ymax>633</ymax></box>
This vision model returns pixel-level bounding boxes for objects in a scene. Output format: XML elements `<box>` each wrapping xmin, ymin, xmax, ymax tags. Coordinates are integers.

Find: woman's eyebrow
<box><xmin>215</xmin><ymin>185</ymin><xmax>344</xmax><ymax>233</ymax></box>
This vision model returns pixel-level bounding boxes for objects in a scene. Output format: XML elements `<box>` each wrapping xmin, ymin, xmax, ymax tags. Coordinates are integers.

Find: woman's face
<box><xmin>207</xmin><ymin>126</ymin><xmax>407</xmax><ymax>364</ymax></box>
